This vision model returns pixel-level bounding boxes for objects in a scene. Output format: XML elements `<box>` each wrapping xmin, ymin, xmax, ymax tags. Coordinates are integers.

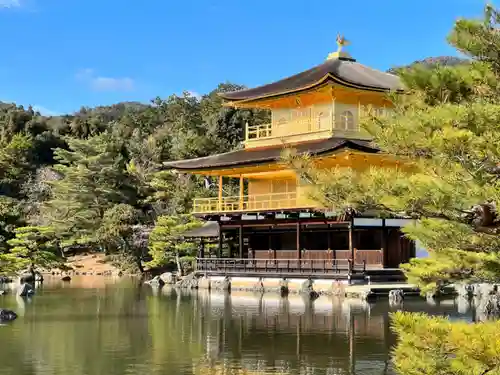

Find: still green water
<box><xmin>0</xmin><ymin>277</ymin><xmax>472</xmax><ymax>375</ymax></box>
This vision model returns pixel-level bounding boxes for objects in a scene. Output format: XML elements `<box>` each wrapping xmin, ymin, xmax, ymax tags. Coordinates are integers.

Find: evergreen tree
<box><xmin>392</xmin><ymin>311</ymin><xmax>500</xmax><ymax>375</ymax></box>
<box><xmin>95</xmin><ymin>204</ymin><xmax>147</xmax><ymax>273</ymax></box>
<box><xmin>2</xmin><ymin>226</ymin><xmax>61</xmax><ymax>276</ymax></box>
<box><xmin>40</xmin><ymin>134</ymin><xmax>129</xmax><ymax>246</ymax></box>
<box><xmin>0</xmin><ymin>134</ymin><xmax>35</xmax><ymax>198</ymax></box>
<box><xmin>287</xmin><ymin>5</ymin><xmax>500</xmax><ymax>293</ymax></box>
<box><xmin>146</xmin><ymin>214</ymin><xmax>201</xmax><ymax>275</ymax></box>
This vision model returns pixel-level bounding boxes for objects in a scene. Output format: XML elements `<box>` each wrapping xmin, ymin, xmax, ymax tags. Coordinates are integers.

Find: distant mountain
<box><xmin>40</xmin><ymin>101</ymin><xmax>152</xmax><ymax>133</ymax></box>
<box><xmin>70</xmin><ymin>101</ymin><xmax>150</xmax><ymax>119</ymax></box>
<box><xmin>387</xmin><ymin>56</ymin><xmax>469</xmax><ymax>74</ymax></box>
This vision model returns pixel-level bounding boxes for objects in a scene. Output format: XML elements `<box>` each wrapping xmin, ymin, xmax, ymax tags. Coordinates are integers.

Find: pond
<box><xmin>0</xmin><ymin>277</ymin><xmax>473</xmax><ymax>375</ymax></box>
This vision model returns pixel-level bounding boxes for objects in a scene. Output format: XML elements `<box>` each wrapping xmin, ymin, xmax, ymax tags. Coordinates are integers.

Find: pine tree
<box><xmin>40</xmin><ymin>134</ymin><xmax>129</xmax><ymax>246</ymax></box>
<box><xmin>392</xmin><ymin>311</ymin><xmax>500</xmax><ymax>375</ymax></box>
<box><xmin>95</xmin><ymin>204</ymin><xmax>147</xmax><ymax>273</ymax></box>
<box><xmin>146</xmin><ymin>214</ymin><xmax>201</xmax><ymax>275</ymax></box>
<box><xmin>287</xmin><ymin>5</ymin><xmax>500</xmax><ymax>294</ymax></box>
<box><xmin>0</xmin><ymin>134</ymin><xmax>35</xmax><ymax>198</ymax></box>
<box><xmin>2</xmin><ymin>226</ymin><xmax>61</xmax><ymax>275</ymax></box>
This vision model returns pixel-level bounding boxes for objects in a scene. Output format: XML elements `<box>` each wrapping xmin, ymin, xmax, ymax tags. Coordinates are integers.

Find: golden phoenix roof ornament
<box><xmin>326</xmin><ymin>33</ymin><xmax>352</xmax><ymax>60</ymax></box>
<box><xmin>336</xmin><ymin>34</ymin><xmax>350</xmax><ymax>53</ymax></box>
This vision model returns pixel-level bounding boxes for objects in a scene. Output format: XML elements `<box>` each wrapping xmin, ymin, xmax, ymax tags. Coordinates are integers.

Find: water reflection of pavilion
<box><xmin>186</xmin><ymin>291</ymin><xmax>473</xmax><ymax>375</ymax></box>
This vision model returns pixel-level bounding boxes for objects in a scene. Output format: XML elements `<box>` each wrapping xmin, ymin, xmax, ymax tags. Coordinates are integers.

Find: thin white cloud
<box><xmin>187</xmin><ymin>90</ymin><xmax>202</xmax><ymax>100</ymax></box>
<box><xmin>75</xmin><ymin>68</ymin><xmax>94</xmax><ymax>81</ymax></box>
<box><xmin>91</xmin><ymin>76</ymin><xmax>134</xmax><ymax>92</ymax></box>
<box><xmin>75</xmin><ymin>68</ymin><xmax>135</xmax><ymax>92</ymax></box>
<box><xmin>32</xmin><ymin>105</ymin><xmax>60</xmax><ymax>116</ymax></box>
<box><xmin>0</xmin><ymin>0</ymin><xmax>20</xmax><ymax>8</ymax></box>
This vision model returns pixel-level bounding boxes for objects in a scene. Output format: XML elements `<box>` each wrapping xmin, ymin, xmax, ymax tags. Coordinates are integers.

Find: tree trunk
<box><xmin>29</xmin><ymin>262</ymin><xmax>35</xmax><ymax>283</ymax></box>
<box><xmin>136</xmin><ymin>256</ymin><xmax>145</xmax><ymax>274</ymax></box>
<box><xmin>132</xmin><ymin>246</ymin><xmax>144</xmax><ymax>274</ymax></box>
<box><xmin>123</xmin><ymin>238</ymin><xmax>144</xmax><ymax>274</ymax></box>
<box><xmin>176</xmin><ymin>253</ymin><xmax>183</xmax><ymax>277</ymax></box>
<box><xmin>57</xmin><ymin>243</ymin><xmax>65</xmax><ymax>259</ymax></box>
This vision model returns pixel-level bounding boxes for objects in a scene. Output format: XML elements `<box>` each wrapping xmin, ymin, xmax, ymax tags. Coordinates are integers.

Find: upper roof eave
<box><xmin>218</xmin><ymin>58</ymin><xmax>404</xmax><ymax>103</ymax></box>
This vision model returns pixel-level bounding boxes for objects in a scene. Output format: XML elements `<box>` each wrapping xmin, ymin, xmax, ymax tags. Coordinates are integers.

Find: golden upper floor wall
<box><xmin>244</xmin><ymin>87</ymin><xmax>392</xmax><ymax>148</ymax></box>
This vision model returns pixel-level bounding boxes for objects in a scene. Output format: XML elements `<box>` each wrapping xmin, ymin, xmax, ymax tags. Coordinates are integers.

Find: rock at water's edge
<box><xmin>176</xmin><ymin>273</ymin><xmax>199</xmax><ymax>289</ymax></box>
<box><xmin>61</xmin><ymin>276</ymin><xmax>71</xmax><ymax>282</ymax></box>
<box><xmin>19</xmin><ymin>271</ymin><xmax>43</xmax><ymax>284</ymax></box>
<box><xmin>210</xmin><ymin>276</ymin><xmax>230</xmax><ymax>291</ymax></box>
<box><xmin>0</xmin><ymin>309</ymin><xmax>17</xmax><ymax>322</ymax></box>
<box><xmin>299</xmin><ymin>279</ymin><xmax>319</xmax><ymax>300</ymax></box>
<box><xmin>145</xmin><ymin>275</ymin><xmax>165</xmax><ymax>288</ymax></box>
<box><xmin>0</xmin><ymin>277</ymin><xmax>12</xmax><ymax>284</ymax></box>
<box><xmin>159</xmin><ymin>272</ymin><xmax>176</xmax><ymax>285</ymax></box>
<box><xmin>17</xmin><ymin>283</ymin><xmax>34</xmax><ymax>297</ymax></box>
<box><xmin>389</xmin><ymin>289</ymin><xmax>405</xmax><ymax>305</ymax></box>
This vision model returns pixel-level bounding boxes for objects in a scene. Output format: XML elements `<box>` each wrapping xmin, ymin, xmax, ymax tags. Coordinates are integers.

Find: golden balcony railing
<box><xmin>246</xmin><ymin>123</ymin><xmax>273</xmax><ymax>140</ymax></box>
<box><xmin>245</xmin><ymin>117</ymin><xmax>332</xmax><ymax>142</ymax></box>
<box><xmin>192</xmin><ymin>192</ymin><xmax>315</xmax><ymax>214</ymax></box>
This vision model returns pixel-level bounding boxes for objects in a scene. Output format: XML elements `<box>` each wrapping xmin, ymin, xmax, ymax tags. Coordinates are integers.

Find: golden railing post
<box><xmin>218</xmin><ymin>175</ymin><xmax>223</xmax><ymax>212</ymax></box>
<box><xmin>244</xmin><ymin>121</ymin><xmax>249</xmax><ymax>141</ymax></box>
<box><xmin>239</xmin><ymin>175</ymin><xmax>244</xmax><ymax>210</ymax></box>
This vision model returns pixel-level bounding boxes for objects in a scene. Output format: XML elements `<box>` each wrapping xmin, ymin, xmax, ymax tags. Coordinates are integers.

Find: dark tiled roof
<box><xmin>182</xmin><ymin>221</ymin><xmax>219</xmax><ymax>238</ymax></box>
<box><xmin>219</xmin><ymin>57</ymin><xmax>403</xmax><ymax>102</ymax></box>
<box><xmin>164</xmin><ymin>138</ymin><xmax>379</xmax><ymax>171</ymax></box>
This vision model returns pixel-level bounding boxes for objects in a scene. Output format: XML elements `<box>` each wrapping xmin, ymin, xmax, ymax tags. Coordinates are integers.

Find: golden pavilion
<box><xmin>165</xmin><ymin>37</ymin><xmax>415</xmax><ymax>280</ymax></box>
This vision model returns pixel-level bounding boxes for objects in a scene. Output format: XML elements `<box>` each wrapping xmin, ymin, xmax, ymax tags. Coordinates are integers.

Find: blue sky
<box><xmin>0</xmin><ymin>0</ymin><xmax>488</xmax><ymax>115</ymax></box>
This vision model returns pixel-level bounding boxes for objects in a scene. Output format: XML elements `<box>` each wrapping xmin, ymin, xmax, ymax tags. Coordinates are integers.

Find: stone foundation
<box><xmin>196</xmin><ymin>275</ymin><xmax>349</xmax><ymax>296</ymax></box>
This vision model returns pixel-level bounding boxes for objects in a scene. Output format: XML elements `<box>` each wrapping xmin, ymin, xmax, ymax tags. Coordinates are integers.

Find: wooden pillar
<box><xmin>239</xmin><ymin>175</ymin><xmax>244</xmax><ymax>210</ymax></box>
<box><xmin>238</xmin><ymin>225</ymin><xmax>243</xmax><ymax>259</ymax></box>
<box><xmin>296</xmin><ymin>221</ymin><xmax>301</xmax><ymax>259</ymax></box>
<box><xmin>349</xmin><ymin>220</ymin><xmax>354</xmax><ymax>261</ymax></box>
<box><xmin>327</xmin><ymin>224</ymin><xmax>331</xmax><ymax>249</ymax></box>
<box><xmin>327</xmin><ymin>224</ymin><xmax>332</xmax><ymax>262</ymax></box>
<box><xmin>218</xmin><ymin>227</ymin><xmax>223</xmax><ymax>258</ymax></box>
<box><xmin>268</xmin><ymin>230</ymin><xmax>274</xmax><ymax>259</ymax></box>
<box><xmin>199</xmin><ymin>238</ymin><xmax>205</xmax><ymax>258</ymax></box>
<box><xmin>382</xmin><ymin>219</ymin><xmax>387</xmax><ymax>267</ymax></box>
<box><xmin>218</xmin><ymin>175</ymin><xmax>223</xmax><ymax>211</ymax></box>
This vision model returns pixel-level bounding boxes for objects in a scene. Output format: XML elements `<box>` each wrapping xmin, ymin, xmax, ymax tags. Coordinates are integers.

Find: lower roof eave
<box><xmin>163</xmin><ymin>138</ymin><xmax>381</xmax><ymax>172</ymax></box>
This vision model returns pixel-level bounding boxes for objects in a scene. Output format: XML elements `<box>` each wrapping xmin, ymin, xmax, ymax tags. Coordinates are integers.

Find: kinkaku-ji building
<box><xmin>165</xmin><ymin>37</ymin><xmax>417</xmax><ymax>282</ymax></box>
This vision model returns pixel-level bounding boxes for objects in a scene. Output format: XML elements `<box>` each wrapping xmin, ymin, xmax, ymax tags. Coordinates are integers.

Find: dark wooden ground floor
<box><xmin>193</xmin><ymin>218</ymin><xmax>415</xmax><ymax>278</ymax></box>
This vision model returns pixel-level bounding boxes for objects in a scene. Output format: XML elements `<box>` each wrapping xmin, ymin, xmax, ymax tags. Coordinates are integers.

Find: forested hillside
<box><xmin>386</xmin><ymin>55</ymin><xmax>468</xmax><ymax>74</ymax></box>
<box><xmin>0</xmin><ymin>83</ymin><xmax>269</xmax><ymax>274</ymax></box>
